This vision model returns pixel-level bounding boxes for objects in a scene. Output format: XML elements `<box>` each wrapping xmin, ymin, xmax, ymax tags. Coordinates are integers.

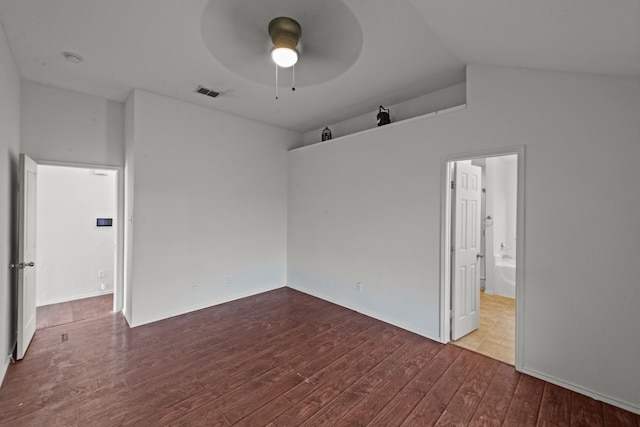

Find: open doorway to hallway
<box><xmin>35</xmin><ymin>165</ymin><xmax>117</xmax><ymax>330</ymax></box>
<box><xmin>441</xmin><ymin>147</ymin><xmax>524</xmax><ymax>368</ymax></box>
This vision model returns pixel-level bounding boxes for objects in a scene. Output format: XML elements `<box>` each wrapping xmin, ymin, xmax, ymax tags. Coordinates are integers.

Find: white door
<box><xmin>16</xmin><ymin>154</ymin><xmax>38</xmax><ymax>359</ymax></box>
<box><xmin>451</xmin><ymin>162</ymin><xmax>482</xmax><ymax>340</ymax></box>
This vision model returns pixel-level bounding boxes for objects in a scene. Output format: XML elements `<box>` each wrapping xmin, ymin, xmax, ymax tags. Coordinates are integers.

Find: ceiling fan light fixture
<box><xmin>271</xmin><ymin>47</ymin><xmax>298</xmax><ymax>68</ymax></box>
<box><xmin>268</xmin><ymin>17</ymin><xmax>301</xmax><ymax>68</ymax></box>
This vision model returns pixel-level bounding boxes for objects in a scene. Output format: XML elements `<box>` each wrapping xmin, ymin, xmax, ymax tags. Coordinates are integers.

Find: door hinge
<box><xmin>451</xmin><ymin>180</ymin><xmax>455</xmax><ymax>190</ymax></box>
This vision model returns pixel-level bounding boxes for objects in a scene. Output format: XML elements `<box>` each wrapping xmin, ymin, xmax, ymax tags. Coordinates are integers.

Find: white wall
<box><xmin>301</xmin><ymin>82</ymin><xmax>466</xmax><ymax>147</ymax></box>
<box><xmin>36</xmin><ymin>165</ymin><xmax>116</xmax><ymax>305</ymax></box>
<box><xmin>21</xmin><ymin>80</ymin><xmax>124</xmax><ymax>166</ymax></box>
<box><xmin>0</xmin><ymin>20</ymin><xmax>21</xmax><ymax>385</ymax></box>
<box><xmin>484</xmin><ymin>155</ymin><xmax>517</xmax><ymax>296</ymax></box>
<box><xmin>288</xmin><ymin>65</ymin><xmax>640</xmax><ymax>412</ymax></box>
<box><xmin>486</xmin><ymin>155</ymin><xmax>517</xmax><ymax>258</ymax></box>
<box><xmin>125</xmin><ymin>89</ymin><xmax>299</xmax><ymax>326</ymax></box>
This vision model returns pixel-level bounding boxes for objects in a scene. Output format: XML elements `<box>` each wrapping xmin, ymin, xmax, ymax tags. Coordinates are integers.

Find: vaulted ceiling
<box><xmin>1</xmin><ymin>0</ymin><xmax>638</xmax><ymax>132</ymax></box>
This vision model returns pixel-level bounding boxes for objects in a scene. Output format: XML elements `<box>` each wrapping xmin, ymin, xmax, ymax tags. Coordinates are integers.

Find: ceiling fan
<box><xmin>200</xmin><ymin>0</ymin><xmax>363</xmax><ymax>91</ymax></box>
<box><xmin>268</xmin><ymin>16</ymin><xmax>302</xmax><ymax>97</ymax></box>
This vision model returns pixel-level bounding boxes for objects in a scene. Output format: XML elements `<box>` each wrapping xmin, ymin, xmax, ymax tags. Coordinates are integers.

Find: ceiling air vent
<box><xmin>195</xmin><ymin>85</ymin><xmax>220</xmax><ymax>98</ymax></box>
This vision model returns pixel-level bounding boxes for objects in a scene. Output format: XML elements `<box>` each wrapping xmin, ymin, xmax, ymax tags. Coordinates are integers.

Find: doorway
<box><xmin>34</xmin><ymin>163</ymin><xmax>122</xmax><ymax>329</ymax></box>
<box><xmin>440</xmin><ymin>146</ymin><xmax>525</xmax><ymax>369</ymax></box>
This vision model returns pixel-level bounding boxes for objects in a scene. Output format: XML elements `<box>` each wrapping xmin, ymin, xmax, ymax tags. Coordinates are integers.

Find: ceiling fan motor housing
<box><xmin>269</xmin><ymin>17</ymin><xmax>301</xmax><ymax>51</ymax></box>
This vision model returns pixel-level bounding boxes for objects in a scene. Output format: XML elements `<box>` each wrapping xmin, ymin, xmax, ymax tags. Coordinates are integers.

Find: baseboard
<box><xmin>286</xmin><ymin>284</ymin><xmax>441</xmax><ymax>343</ymax></box>
<box><xmin>522</xmin><ymin>367</ymin><xmax>640</xmax><ymax>415</ymax></box>
<box><xmin>37</xmin><ymin>289</ymin><xmax>114</xmax><ymax>307</ymax></box>
<box><xmin>121</xmin><ymin>307</ymin><xmax>132</xmax><ymax>327</ymax></box>
<box><xmin>128</xmin><ymin>284</ymin><xmax>286</xmax><ymax>328</ymax></box>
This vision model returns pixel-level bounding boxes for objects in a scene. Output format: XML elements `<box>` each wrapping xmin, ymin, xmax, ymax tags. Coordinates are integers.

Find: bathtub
<box><xmin>488</xmin><ymin>255</ymin><xmax>516</xmax><ymax>298</ymax></box>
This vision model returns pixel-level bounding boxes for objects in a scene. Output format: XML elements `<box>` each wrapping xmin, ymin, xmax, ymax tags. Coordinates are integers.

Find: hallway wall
<box><xmin>36</xmin><ymin>166</ymin><xmax>117</xmax><ymax>305</ymax></box>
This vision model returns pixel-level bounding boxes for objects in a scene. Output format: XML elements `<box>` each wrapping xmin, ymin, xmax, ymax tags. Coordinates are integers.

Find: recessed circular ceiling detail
<box><xmin>201</xmin><ymin>0</ymin><xmax>363</xmax><ymax>87</ymax></box>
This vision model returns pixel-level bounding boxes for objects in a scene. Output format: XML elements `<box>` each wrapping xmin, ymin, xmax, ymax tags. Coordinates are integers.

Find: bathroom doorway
<box><xmin>440</xmin><ymin>146</ymin><xmax>525</xmax><ymax>369</ymax></box>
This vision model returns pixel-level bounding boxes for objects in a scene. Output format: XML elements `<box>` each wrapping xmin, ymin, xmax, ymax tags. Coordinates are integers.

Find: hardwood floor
<box><xmin>36</xmin><ymin>293</ymin><xmax>113</xmax><ymax>329</ymax></box>
<box><xmin>452</xmin><ymin>291</ymin><xmax>515</xmax><ymax>365</ymax></box>
<box><xmin>1</xmin><ymin>288</ymin><xmax>637</xmax><ymax>426</ymax></box>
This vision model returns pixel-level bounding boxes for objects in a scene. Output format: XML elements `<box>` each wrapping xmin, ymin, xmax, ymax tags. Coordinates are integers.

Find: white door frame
<box><xmin>439</xmin><ymin>145</ymin><xmax>526</xmax><ymax>371</ymax></box>
<box><xmin>36</xmin><ymin>160</ymin><xmax>125</xmax><ymax>314</ymax></box>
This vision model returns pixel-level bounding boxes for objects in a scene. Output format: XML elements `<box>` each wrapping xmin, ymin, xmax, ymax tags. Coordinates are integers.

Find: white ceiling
<box><xmin>1</xmin><ymin>0</ymin><xmax>638</xmax><ymax>133</ymax></box>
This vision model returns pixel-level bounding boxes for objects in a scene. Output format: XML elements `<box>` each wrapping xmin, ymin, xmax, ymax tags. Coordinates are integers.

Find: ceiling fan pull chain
<box><xmin>292</xmin><ymin>65</ymin><xmax>296</xmax><ymax>91</ymax></box>
<box><xmin>275</xmin><ymin>63</ymin><xmax>279</xmax><ymax>99</ymax></box>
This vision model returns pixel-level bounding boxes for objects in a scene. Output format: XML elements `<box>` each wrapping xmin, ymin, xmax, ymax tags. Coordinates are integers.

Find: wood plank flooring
<box><xmin>36</xmin><ymin>293</ymin><xmax>113</xmax><ymax>329</ymax></box>
<box><xmin>1</xmin><ymin>288</ymin><xmax>638</xmax><ymax>426</ymax></box>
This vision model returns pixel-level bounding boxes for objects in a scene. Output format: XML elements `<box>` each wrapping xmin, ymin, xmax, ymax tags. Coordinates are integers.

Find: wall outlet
<box><xmin>100</xmin><ymin>283</ymin><xmax>106</xmax><ymax>291</ymax></box>
<box><xmin>98</xmin><ymin>270</ymin><xmax>105</xmax><ymax>278</ymax></box>
<box><xmin>357</xmin><ymin>282</ymin><xmax>363</xmax><ymax>293</ymax></box>
<box><xmin>192</xmin><ymin>283</ymin><xmax>198</xmax><ymax>291</ymax></box>
<box><xmin>227</xmin><ymin>275</ymin><xmax>233</xmax><ymax>284</ymax></box>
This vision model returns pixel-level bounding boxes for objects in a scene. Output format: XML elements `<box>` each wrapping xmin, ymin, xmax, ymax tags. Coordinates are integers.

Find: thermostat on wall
<box><xmin>96</xmin><ymin>218</ymin><xmax>113</xmax><ymax>227</ymax></box>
